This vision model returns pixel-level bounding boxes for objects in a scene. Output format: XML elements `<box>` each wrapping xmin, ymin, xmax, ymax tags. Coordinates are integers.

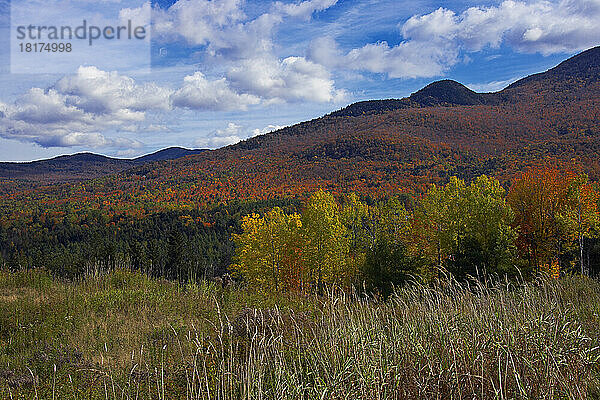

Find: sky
<box><xmin>0</xmin><ymin>0</ymin><xmax>599</xmax><ymax>161</ymax></box>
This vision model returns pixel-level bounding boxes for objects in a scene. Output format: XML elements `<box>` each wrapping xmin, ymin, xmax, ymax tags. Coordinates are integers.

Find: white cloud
<box><xmin>56</xmin><ymin>66</ymin><xmax>172</xmax><ymax>115</ymax></box>
<box><xmin>153</xmin><ymin>0</ymin><xmax>276</xmax><ymax>59</ymax></box>
<box><xmin>466</xmin><ymin>77</ymin><xmax>520</xmax><ymax>92</ymax></box>
<box><xmin>194</xmin><ymin>122</ymin><xmax>243</xmax><ymax>148</ymax></box>
<box><xmin>0</xmin><ymin>55</ymin><xmax>345</xmax><ymax>149</ymax></box>
<box><xmin>227</xmin><ymin>56</ymin><xmax>347</xmax><ymax>103</ymax></box>
<box><xmin>194</xmin><ymin>122</ymin><xmax>287</xmax><ymax>149</ymax></box>
<box><xmin>275</xmin><ymin>0</ymin><xmax>338</xmax><ymax>19</ymax></box>
<box><xmin>309</xmin><ymin>34</ymin><xmax>459</xmax><ymax>79</ymax></box>
<box><xmin>216</xmin><ymin>122</ymin><xmax>243</xmax><ymax>136</ymax></box>
<box><xmin>116</xmin><ymin>148</ymin><xmax>145</xmax><ymax>158</ymax></box>
<box><xmin>119</xmin><ymin>1</ymin><xmax>152</xmax><ymax>31</ymax></box>
<box><xmin>51</xmin><ymin>133</ymin><xmax>143</xmax><ymax>149</ymax></box>
<box><xmin>0</xmin><ymin>67</ymin><xmax>172</xmax><ymax>148</ymax></box>
<box><xmin>154</xmin><ymin>0</ymin><xmax>345</xmax><ymax>103</ymax></box>
<box><xmin>308</xmin><ymin>0</ymin><xmax>600</xmax><ymax>79</ymax></box>
<box><xmin>172</xmin><ymin>72</ymin><xmax>261</xmax><ymax>111</ymax></box>
<box><xmin>204</xmin><ymin>135</ymin><xmax>241</xmax><ymax>147</ymax></box>
<box><xmin>402</xmin><ymin>0</ymin><xmax>600</xmax><ymax>56</ymax></box>
<box><xmin>252</xmin><ymin>124</ymin><xmax>285</xmax><ymax>136</ymax></box>
<box><xmin>12</xmin><ymin>88</ymin><xmax>88</xmax><ymax>125</ymax></box>
<box><xmin>347</xmin><ymin>41</ymin><xmax>458</xmax><ymax>79</ymax></box>
<box><xmin>154</xmin><ymin>0</ymin><xmax>338</xmax><ymax>50</ymax></box>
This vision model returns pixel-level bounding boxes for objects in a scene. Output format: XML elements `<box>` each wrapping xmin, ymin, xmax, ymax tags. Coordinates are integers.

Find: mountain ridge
<box><xmin>2</xmin><ymin>46</ymin><xmax>600</xmax><ymax>184</ymax></box>
<box><xmin>329</xmin><ymin>46</ymin><xmax>600</xmax><ymax>118</ymax></box>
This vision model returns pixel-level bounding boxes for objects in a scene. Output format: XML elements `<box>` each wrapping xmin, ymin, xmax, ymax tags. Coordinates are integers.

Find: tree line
<box><xmin>1</xmin><ymin>164</ymin><xmax>599</xmax><ymax>290</ymax></box>
<box><xmin>233</xmin><ymin>165</ymin><xmax>600</xmax><ymax>295</ymax></box>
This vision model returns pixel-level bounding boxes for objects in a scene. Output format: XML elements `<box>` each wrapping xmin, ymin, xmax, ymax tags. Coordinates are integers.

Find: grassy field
<box><xmin>1</xmin><ymin>269</ymin><xmax>600</xmax><ymax>399</ymax></box>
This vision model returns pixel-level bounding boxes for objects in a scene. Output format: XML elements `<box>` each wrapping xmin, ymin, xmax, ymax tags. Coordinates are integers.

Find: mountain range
<box><xmin>1</xmin><ymin>46</ymin><xmax>600</xmax><ymax>202</ymax></box>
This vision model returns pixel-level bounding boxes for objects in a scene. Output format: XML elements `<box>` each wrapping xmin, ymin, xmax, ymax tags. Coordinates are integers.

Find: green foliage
<box><xmin>302</xmin><ymin>190</ymin><xmax>350</xmax><ymax>291</ymax></box>
<box><xmin>0</xmin><ymin>198</ymin><xmax>300</xmax><ymax>281</ymax></box>
<box><xmin>368</xmin><ymin>196</ymin><xmax>412</xmax><ymax>247</ymax></box>
<box><xmin>341</xmin><ymin>192</ymin><xmax>370</xmax><ymax>251</ymax></box>
<box><xmin>3</xmin><ymin>172</ymin><xmax>600</xmax><ymax>291</ymax></box>
<box><xmin>361</xmin><ymin>239</ymin><xmax>417</xmax><ymax>298</ymax></box>
<box><xmin>416</xmin><ymin>175</ymin><xmax>517</xmax><ymax>279</ymax></box>
<box><xmin>233</xmin><ymin>191</ymin><xmax>352</xmax><ymax>293</ymax></box>
<box><xmin>233</xmin><ymin>208</ymin><xmax>303</xmax><ymax>291</ymax></box>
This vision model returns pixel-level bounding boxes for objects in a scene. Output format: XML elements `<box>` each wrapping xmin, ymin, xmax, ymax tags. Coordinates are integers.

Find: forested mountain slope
<box><xmin>118</xmin><ymin>45</ymin><xmax>600</xmax><ymax>203</ymax></box>
<box><xmin>2</xmin><ymin>47</ymin><xmax>600</xmax><ymax>212</ymax></box>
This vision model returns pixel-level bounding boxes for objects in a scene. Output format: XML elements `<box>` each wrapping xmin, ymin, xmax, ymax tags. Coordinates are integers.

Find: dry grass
<box><xmin>1</xmin><ymin>269</ymin><xmax>599</xmax><ymax>399</ymax></box>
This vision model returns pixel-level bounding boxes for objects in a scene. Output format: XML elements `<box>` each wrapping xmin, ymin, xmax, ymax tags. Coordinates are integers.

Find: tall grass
<box><xmin>1</xmin><ymin>269</ymin><xmax>599</xmax><ymax>399</ymax></box>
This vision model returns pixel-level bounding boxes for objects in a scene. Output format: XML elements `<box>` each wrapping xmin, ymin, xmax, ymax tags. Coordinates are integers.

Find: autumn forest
<box><xmin>2</xmin><ymin>47</ymin><xmax>600</xmax><ymax>287</ymax></box>
<box><xmin>2</xmin><ymin>46</ymin><xmax>600</xmax><ymax>398</ymax></box>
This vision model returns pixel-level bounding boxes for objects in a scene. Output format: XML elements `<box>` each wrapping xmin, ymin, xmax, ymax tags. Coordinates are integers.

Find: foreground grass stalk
<box><xmin>1</xmin><ymin>270</ymin><xmax>600</xmax><ymax>398</ymax></box>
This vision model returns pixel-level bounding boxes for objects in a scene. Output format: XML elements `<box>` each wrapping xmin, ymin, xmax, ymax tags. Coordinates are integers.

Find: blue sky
<box><xmin>0</xmin><ymin>0</ymin><xmax>598</xmax><ymax>161</ymax></box>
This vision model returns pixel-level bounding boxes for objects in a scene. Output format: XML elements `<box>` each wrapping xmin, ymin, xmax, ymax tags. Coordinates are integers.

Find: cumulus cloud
<box><xmin>309</xmin><ymin>34</ymin><xmax>458</xmax><ymax>79</ymax></box>
<box><xmin>0</xmin><ymin>67</ymin><xmax>171</xmax><ymax>148</ymax></box>
<box><xmin>154</xmin><ymin>0</ymin><xmax>337</xmax><ymax>50</ymax></box>
<box><xmin>56</xmin><ymin>66</ymin><xmax>172</xmax><ymax>115</ymax></box>
<box><xmin>50</xmin><ymin>133</ymin><xmax>143</xmax><ymax>149</ymax></box>
<box><xmin>252</xmin><ymin>124</ymin><xmax>285</xmax><ymax>136</ymax></box>
<box><xmin>194</xmin><ymin>122</ymin><xmax>244</xmax><ymax>148</ymax></box>
<box><xmin>0</xmin><ymin>55</ymin><xmax>344</xmax><ymax>149</ymax></box>
<box><xmin>309</xmin><ymin>0</ymin><xmax>600</xmax><ymax>79</ymax></box>
<box><xmin>172</xmin><ymin>72</ymin><xmax>260</xmax><ymax>111</ymax></box>
<box><xmin>153</xmin><ymin>0</ymin><xmax>278</xmax><ymax>59</ymax></box>
<box><xmin>154</xmin><ymin>0</ymin><xmax>345</xmax><ymax>102</ymax></box>
<box><xmin>402</xmin><ymin>0</ymin><xmax>600</xmax><ymax>55</ymax></box>
<box><xmin>227</xmin><ymin>56</ymin><xmax>347</xmax><ymax>103</ymax></box>
<box><xmin>194</xmin><ymin>122</ymin><xmax>287</xmax><ymax>149</ymax></box>
<box><xmin>119</xmin><ymin>1</ymin><xmax>151</xmax><ymax>32</ymax></box>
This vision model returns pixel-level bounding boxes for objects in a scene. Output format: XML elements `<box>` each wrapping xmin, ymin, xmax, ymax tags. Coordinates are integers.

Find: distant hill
<box><xmin>134</xmin><ymin>147</ymin><xmax>207</xmax><ymax>163</ymax></box>
<box><xmin>0</xmin><ymin>147</ymin><xmax>206</xmax><ymax>181</ymax></box>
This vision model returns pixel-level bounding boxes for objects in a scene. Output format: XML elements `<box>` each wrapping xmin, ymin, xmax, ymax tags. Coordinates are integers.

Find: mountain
<box><xmin>327</xmin><ymin>80</ymin><xmax>494</xmax><ymax>117</ymax></box>
<box><xmin>408</xmin><ymin>80</ymin><xmax>497</xmax><ymax>106</ymax></box>
<box><xmin>0</xmin><ymin>153</ymin><xmax>129</xmax><ymax>181</ymax></box>
<box><xmin>1</xmin><ymin>46</ymin><xmax>600</xmax><ymax>207</ymax></box>
<box><xmin>0</xmin><ymin>147</ymin><xmax>206</xmax><ymax>181</ymax></box>
<box><xmin>505</xmin><ymin>45</ymin><xmax>600</xmax><ymax>90</ymax></box>
<box><xmin>122</xmin><ymin>45</ymin><xmax>599</xmax><ymax>200</ymax></box>
<box><xmin>134</xmin><ymin>147</ymin><xmax>207</xmax><ymax>163</ymax></box>
<box><xmin>331</xmin><ymin>46</ymin><xmax>600</xmax><ymax>118</ymax></box>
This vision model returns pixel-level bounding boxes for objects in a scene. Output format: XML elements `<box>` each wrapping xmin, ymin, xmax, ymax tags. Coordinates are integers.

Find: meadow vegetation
<box><xmin>1</xmin><ymin>269</ymin><xmax>600</xmax><ymax>399</ymax></box>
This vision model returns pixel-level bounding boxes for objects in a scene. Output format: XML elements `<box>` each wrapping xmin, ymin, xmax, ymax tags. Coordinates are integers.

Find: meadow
<box><xmin>1</xmin><ymin>268</ymin><xmax>600</xmax><ymax>399</ymax></box>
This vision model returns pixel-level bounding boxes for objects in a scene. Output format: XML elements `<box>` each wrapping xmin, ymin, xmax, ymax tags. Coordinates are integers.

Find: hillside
<box><xmin>1</xmin><ymin>46</ymin><xmax>600</xmax><ymax>208</ymax></box>
<box><xmin>131</xmin><ymin>46</ymin><xmax>600</xmax><ymax>199</ymax></box>
<box><xmin>3</xmin><ymin>47</ymin><xmax>600</xmax><ymax>186</ymax></box>
<box><xmin>327</xmin><ymin>80</ymin><xmax>497</xmax><ymax>117</ymax></box>
<box><xmin>0</xmin><ymin>147</ymin><xmax>206</xmax><ymax>181</ymax></box>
